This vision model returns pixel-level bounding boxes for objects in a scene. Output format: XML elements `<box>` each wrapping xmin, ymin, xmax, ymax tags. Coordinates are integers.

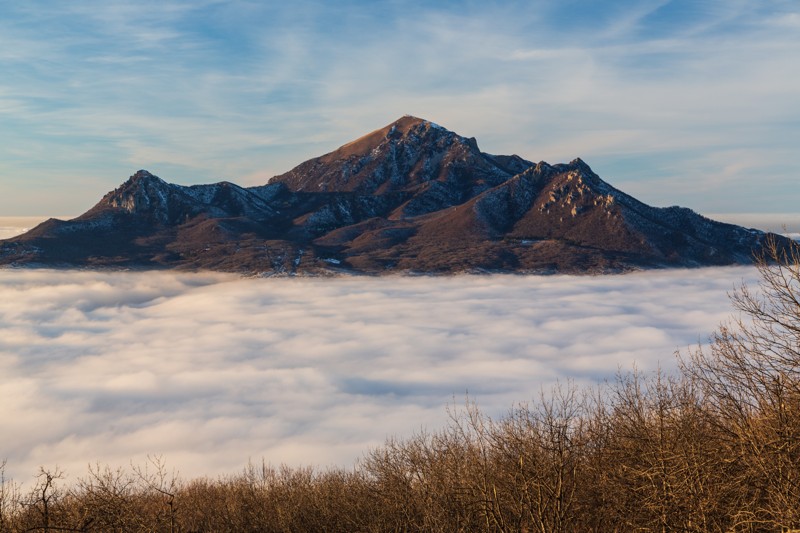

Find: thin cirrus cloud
<box><xmin>0</xmin><ymin>266</ymin><xmax>759</xmax><ymax>483</ymax></box>
<box><xmin>0</xmin><ymin>1</ymin><xmax>797</xmax><ymax>215</ymax></box>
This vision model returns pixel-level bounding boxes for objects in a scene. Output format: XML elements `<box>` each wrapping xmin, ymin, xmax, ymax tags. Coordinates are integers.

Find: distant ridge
<box><xmin>0</xmin><ymin>117</ymin><xmax>789</xmax><ymax>274</ymax></box>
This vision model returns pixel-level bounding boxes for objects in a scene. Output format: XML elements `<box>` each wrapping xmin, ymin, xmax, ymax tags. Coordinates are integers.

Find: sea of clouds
<box><xmin>0</xmin><ymin>265</ymin><xmax>761</xmax><ymax>484</ymax></box>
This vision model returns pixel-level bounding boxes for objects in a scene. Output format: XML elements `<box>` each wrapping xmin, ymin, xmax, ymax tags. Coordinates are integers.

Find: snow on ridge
<box><xmin>426</xmin><ymin>120</ymin><xmax>446</xmax><ymax>131</ymax></box>
<box><xmin>181</xmin><ymin>183</ymin><xmax>223</xmax><ymax>205</ymax></box>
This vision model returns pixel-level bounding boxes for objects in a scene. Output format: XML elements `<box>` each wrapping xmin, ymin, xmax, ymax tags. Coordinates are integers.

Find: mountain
<box><xmin>0</xmin><ymin>116</ymin><xmax>787</xmax><ymax>274</ymax></box>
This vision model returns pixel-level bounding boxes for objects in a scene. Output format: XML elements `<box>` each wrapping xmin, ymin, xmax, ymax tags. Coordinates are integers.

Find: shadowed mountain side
<box><xmin>0</xmin><ymin>117</ymin><xmax>787</xmax><ymax>274</ymax></box>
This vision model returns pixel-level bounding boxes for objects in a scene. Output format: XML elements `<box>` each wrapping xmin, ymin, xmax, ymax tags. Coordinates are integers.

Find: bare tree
<box><xmin>684</xmin><ymin>237</ymin><xmax>800</xmax><ymax>530</ymax></box>
<box><xmin>132</xmin><ymin>455</ymin><xmax>179</xmax><ymax>532</ymax></box>
<box><xmin>487</xmin><ymin>383</ymin><xmax>587</xmax><ymax>533</ymax></box>
<box><xmin>0</xmin><ymin>460</ymin><xmax>21</xmax><ymax>531</ymax></box>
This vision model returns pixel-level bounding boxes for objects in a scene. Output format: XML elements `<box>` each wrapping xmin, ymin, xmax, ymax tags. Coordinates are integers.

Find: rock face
<box><xmin>0</xmin><ymin>116</ymin><xmax>786</xmax><ymax>274</ymax></box>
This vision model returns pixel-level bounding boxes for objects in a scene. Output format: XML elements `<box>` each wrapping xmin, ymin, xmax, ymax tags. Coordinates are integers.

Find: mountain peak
<box><xmin>269</xmin><ymin>115</ymin><xmax>505</xmax><ymax>196</ymax></box>
<box><xmin>569</xmin><ymin>157</ymin><xmax>588</xmax><ymax>168</ymax></box>
<box><xmin>130</xmin><ymin>169</ymin><xmax>160</xmax><ymax>181</ymax></box>
<box><xmin>2</xmin><ymin>118</ymin><xmax>789</xmax><ymax>274</ymax></box>
<box><xmin>319</xmin><ymin>115</ymin><xmax>440</xmax><ymax>164</ymax></box>
<box><xmin>97</xmin><ymin>169</ymin><xmax>176</xmax><ymax>220</ymax></box>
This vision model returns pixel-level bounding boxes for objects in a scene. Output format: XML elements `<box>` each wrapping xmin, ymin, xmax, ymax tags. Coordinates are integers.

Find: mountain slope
<box><xmin>0</xmin><ymin>116</ymin><xmax>786</xmax><ymax>274</ymax></box>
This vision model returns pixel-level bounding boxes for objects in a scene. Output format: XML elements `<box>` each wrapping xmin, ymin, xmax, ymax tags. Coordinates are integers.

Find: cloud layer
<box><xmin>0</xmin><ymin>267</ymin><xmax>759</xmax><ymax>483</ymax></box>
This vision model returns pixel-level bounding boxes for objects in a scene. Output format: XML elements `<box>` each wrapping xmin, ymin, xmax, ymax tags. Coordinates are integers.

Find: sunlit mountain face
<box><xmin>0</xmin><ymin>118</ymin><xmax>789</xmax><ymax>274</ymax></box>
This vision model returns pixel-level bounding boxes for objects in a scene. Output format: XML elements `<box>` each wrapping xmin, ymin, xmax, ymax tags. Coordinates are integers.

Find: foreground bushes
<box><xmin>3</xmin><ymin>240</ymin><xmax>800</xmax><ymax>532</ymax></box>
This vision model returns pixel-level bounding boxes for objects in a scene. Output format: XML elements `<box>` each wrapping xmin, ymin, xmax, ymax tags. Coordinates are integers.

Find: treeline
<box><xmin>3</xmin><ymin>240</ymin><xmax>800</xmax><ymax>532</ymax></box>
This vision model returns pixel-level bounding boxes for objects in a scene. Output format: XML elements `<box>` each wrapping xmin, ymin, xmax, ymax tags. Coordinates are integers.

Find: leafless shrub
<box><xmin>683</xmin><ymin>237</ymin><xmax>800</xmax><ymax>530</ymax></box>
<box><xmin>0</xmin><ymin>460</ymin><xmax>21</xmax><ymax>531</ymax></box>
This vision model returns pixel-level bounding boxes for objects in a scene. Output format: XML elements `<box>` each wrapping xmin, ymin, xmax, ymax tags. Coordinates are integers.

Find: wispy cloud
<box><xmin>0</xmin><ymin>268</ymin><xmax>758</xmax><ymax>482</ymax></box>
<box><xmin>0</xmin><ymin>1</ymin><xmax>797</xmax><ymax>214</ymax></box>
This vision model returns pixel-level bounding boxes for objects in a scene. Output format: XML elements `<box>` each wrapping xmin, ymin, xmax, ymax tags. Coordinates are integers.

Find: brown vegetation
<box><xmin>2</xmin><ymin>238</ymin><xmax>799</xmax><ymax>532</ymax></box>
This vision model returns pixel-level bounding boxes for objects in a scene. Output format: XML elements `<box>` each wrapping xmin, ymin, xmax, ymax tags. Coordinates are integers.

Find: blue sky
<box><xmin>1</xmin><ymin>0</ymin><xmax>797</xmax><ymax>215</ymax></box>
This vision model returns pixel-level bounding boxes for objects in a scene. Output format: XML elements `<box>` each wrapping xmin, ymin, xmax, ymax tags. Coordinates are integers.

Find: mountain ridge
<box><xmin>0</xmin><ymin>116</ymin><xmax>786</xmax><ymax>275</ymax></box>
